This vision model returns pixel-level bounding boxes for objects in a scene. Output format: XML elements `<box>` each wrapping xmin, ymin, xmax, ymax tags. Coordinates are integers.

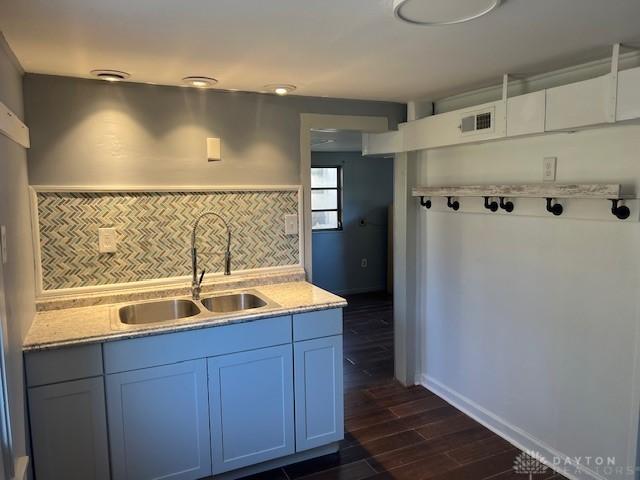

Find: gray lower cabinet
<box><xmin>28</xmin><ymin>376</ymin><xmax>110</xmax><ymax>480</ymax></box>
<box><xmin>208</xmin><ymin>344</ymin><xmax>295</xmax><ymax>474</ymax></box>
<box><xmin>27</xmin><ymin>308</ymin><xmax>344</xmax><ymax>480</ymax></box>
<box><xmin>106</xmin><ymin>359</ymin><xmax>211</xmax><ymax>480</ymax></box>
<box><xmin>294</xmin><ymin>335</ymin><xmax>344</xmax><ymax>452</ymax></box>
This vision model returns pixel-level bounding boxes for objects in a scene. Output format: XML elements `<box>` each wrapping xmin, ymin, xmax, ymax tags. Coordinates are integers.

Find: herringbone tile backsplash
<box><xmin>36</xmin><ymin>190</ymin><xmax>300</xmax><ymax>291</ymax></box>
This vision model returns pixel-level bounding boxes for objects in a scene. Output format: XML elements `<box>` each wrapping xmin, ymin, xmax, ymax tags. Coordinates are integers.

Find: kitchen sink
<box><xmin>118</xmin><ymin>299</ymin><xmax>201</xmax><ymax>325</ymax></box>
<box><xmin>201</xmin><ymin>292</ymin><xmax>268</xmax><ymax>313</ymax></box>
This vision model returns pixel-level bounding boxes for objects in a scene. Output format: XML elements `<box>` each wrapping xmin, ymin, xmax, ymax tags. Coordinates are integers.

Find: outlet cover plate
<box><xmin>543</xmin><ymin>157</ymin><xmax>557</xmax><ymax>182</ymax></box>
<box><xmin>98</xmin><ymin>228</ymin><xmax>117</xmax><ymax>254</ymax></box>
<box><xmin>284</xmin><ymin>215</ymin><xmax>298</xmax><ymax>235</ymax></box>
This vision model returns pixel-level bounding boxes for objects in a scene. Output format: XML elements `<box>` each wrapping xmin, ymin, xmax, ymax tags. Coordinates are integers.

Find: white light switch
<box><xmin>98</xmin><ymin>228</ymin><xmax>117</xmax><ymax>254</ymax></box>
<box><xmin>543</xmin><ymin>157</ymin><xmax>557</xmax><ymax>182</ymax></box>
<box><xmin>1</xmin><ymin>225</ymin><xmax>7</xmax><ymax>264</ymax></box>
<box><xmin>284</xmin><ymin>215</ymin><xmax>298</xmax><ymax>235</ymax></box>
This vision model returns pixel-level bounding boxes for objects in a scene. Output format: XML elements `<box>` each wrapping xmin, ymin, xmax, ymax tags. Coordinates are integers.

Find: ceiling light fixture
<box><xmin>393</xmin><ymin>0</ymin><xmax>502</xmax><ymax>26</ymax></box>
<box><xmin>90</xmin><ymin>70</ymin><xmax>131</xmax><ymax>82</ymax></box>
<box><xmin>264</xmin><ymin>84</ymin><xmax>297</xmax><ymax>96</ymax></box>
<box><xmin>182</xmin><ymin>76</ymin><xmax>218</xmax><ymax>88</ymax></box>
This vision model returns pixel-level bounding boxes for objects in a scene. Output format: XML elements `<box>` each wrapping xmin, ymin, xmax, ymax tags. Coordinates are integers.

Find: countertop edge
<box><xmin>23</xmin><ymin>300</ymin><xmax>348</xmax><ymax>353</ymax></box>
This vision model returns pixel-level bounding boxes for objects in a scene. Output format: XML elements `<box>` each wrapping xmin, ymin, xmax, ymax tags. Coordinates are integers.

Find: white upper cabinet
<box><xmin>545</xmin><ymin>74</ymin><xmax>616</xmax><ymax>131</ymax></box>
<box><xmin>507</xmin><ymin>90</ymin><xmax>546</xmax><ymax>137</ymax></box>
<box><xmin>616</xmin><ymin>66</ymin><xmax>640</xmax><ymax>122</ymax></box>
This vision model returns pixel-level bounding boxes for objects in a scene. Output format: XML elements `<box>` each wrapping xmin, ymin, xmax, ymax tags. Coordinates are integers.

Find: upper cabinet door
<box><xmin>545</xmin><ymin>74</ymin><xmax>615</xmax><ymax>131</ymax></box>
<box><xmin>208</xmin><ymin>345</ymin><xmax>295</xmax><ymax>474</ymax></box>
<box><xmin>294</xmin><ymin>336</ymin><xmax>344</xmax><ymax>452</ymax></box>
<box><xmin>106</xmin><ymin>360</ymin><xmax>211</xmax><ymax>480</ymax></box>
<box><xmin>28</xmin><ymin>377</ymin><xmax>110</xmax><ymax>480</ymax></box>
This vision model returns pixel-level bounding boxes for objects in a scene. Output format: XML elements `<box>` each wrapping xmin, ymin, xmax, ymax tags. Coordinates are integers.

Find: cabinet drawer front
<box><xmin>28</xmin><ymin>377</ymin><xmax>110</xmax><ymax>480</ymax></box>
<box><xmin>106</xmin><ymin>360</ymin><xmax>211</xmax><ymax>480</ymax></box>
<box><xmin>293</xmin><ymin>309</ymin><xmax>342</xmax><ymax>342</ymax></box>
<box><xmin>294</xmin><ymin>336</ymin><xmax>344</xmax><ymax>452</ymax></box>
<box><xmin>104</xmin><ymin>315</ymin><xmax>291</xmax><ymax>373</ymax></box>
<box><xmin>25</xmin><ymin>344</ymin><xmax>103</xmax><ymax>387</ymax></box>
<box><xmin>208</xmin><ymin>345</ymin><xmax>295</xmax><ymax>474</ymax></box>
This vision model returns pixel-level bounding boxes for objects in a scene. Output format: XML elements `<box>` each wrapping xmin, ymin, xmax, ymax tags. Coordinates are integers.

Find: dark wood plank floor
<box><xmin>240</xmin><ymin>292</ymin><xmax>566</xmax><ymax>480</ymax></box>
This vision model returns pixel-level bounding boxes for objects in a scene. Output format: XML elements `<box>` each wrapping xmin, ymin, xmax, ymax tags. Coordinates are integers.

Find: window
<box><xmin>311</xmin><ymin>167</ymin><xmax>342</xmax><ymax>231</ymax></box>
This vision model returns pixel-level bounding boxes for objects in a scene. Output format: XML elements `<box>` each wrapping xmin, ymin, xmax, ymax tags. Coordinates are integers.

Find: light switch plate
<box><xmin>543</xmin><ymin>157</ymin><xmax>557</xmax><ymax>182</ymax></box>
<box><xmin>1</xmin><ymin>225</ymin><xmax>7</xmax><ymax>265</ymax></box>
<box><xmin>284</xmin><ymin>215</ymin><xmax>298</xmax><ymax>235</ymax></box>
<box><xmin>98</xmin><ymin>228</ymin><xmax>117</xmax><ymax>254</ymax></box>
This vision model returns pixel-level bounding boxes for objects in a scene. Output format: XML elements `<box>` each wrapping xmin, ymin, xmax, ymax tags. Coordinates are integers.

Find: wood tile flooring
<box><xmin>240</xmin><ymin>293</ymin><xmax>566</xmax><ymax>480</ymax></box>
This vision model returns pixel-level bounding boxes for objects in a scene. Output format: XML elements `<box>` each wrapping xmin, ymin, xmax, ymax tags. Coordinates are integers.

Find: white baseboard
<box><xmin>418</xmin><ymin>374</ymin><xmax>612</xmax><ymax>480</ymax></box>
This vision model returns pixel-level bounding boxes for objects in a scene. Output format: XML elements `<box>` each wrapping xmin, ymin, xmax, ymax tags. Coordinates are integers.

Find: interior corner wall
<box><xmin>415</xmin><ymin>124</ymin><xmax>640</xmax><ymax>479</ymax></box>
<box><xmin>23</xmin><ymin>74</ymin><xmax>406</xmax><ymax>187</ymax></box>
<box><xmin>0</xmin><ymin>38</ymin><xmax>37</xmax><ymax>464</ymax></box>
<box><xmin>311</xmin><ymin>151</ymin><xmax>393</xmax><ymax>295</ymax></box>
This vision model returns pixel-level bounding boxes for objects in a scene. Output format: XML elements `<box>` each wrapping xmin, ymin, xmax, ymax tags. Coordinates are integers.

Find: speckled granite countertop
<box><xmin>24</xmin><ymin>282</ymin><xmax>347</xmax><ymax>352</ymax></box>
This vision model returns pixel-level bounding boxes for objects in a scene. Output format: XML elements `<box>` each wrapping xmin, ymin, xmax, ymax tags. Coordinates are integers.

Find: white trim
<box><xmin>29</xmin><ymin>186</ymin><xmax>304</xmax><ymax>297</ymax></box>
<box><xmin>419</xmin><ymin>374</ymin><xmax>614</xmax><ymax>480</ymax></box>
<box><xmin>29</xmin><ymin>184</ymin><xmax>300</xmax><ymax>193</ymax></box>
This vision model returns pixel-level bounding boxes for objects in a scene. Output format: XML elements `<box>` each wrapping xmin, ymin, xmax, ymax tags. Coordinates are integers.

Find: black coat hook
<box><xmin>610</xmin><ymin>199</ymin><xmax>630</xmax><ymax>220</ymax></box>
<box><xmin>483</xmin><ymin>197</ymin><xmax>498</xmax><ymax>212</ymax></box>
<box><xmin>447</xmin><ymin>197</ymin><xmax>460</xmax><ymax>211</ymax></box>
<box><xmin>546</xmin><ymin>198</ymin><xmax>563</xmax><ymax>216</ymax></box>
<box><xmin>420</xmin><ymin>196</ymin><xmax>432</xmax><ymax>209</ymax></box>
<box><xmin>499</xmin><ymin>197</ymin><xmax>514</xmax><ymax>213</ymax></box>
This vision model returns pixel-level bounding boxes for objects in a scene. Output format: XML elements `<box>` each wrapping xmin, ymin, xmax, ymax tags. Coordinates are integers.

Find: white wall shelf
<box><xmin>412</xmin><ymin>183</ymin><xmax>623</xmax><ymax>199</ymax></box>
<box><xmin>412</xmin><ymin>184</ymin><xmax>636</xmax><ymax>221</ymax></box>
<box><xmin>0</xmin><ymin>101</ymin><xmax>29</xmax><ymax>148</ymax></box>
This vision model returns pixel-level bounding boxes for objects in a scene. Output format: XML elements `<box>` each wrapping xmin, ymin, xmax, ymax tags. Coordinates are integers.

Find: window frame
<box><xmin>311</xmin><ymin>166</ymin><xmax>343</xmax><ymax>232</ymax></box>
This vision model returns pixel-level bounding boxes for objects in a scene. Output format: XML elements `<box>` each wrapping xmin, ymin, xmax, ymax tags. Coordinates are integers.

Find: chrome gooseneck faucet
<box><xmin>191</xmin><ymin>212</ymin><xmax>232</xmax><ymax>301</ymax></box>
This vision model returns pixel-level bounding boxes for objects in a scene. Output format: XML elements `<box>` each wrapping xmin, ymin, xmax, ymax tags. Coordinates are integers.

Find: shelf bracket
<box><xmin>546</xmin><ymin>198</ymin><xmax>563</xmax><ymax>216</ymax></box>
<box><xmin>419</xmin><ymin>196</ymin><xmax>432</xmax><ymax>209</ymax></box>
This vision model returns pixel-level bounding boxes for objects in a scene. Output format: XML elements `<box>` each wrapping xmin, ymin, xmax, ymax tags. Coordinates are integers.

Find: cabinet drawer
<box><xmin>293</xmin><ymin>309</ymin><xmax>342</xmax><ymax>342</ymax></box>
<box><xmin>104</xmin><ymin>315</ymin><xmax>292</xmax><ymax>373</ymax></box>
<box><xmin>25</xmin><ymin>344</ymin><xmax>103</xmax><ymax>387</ymax></box>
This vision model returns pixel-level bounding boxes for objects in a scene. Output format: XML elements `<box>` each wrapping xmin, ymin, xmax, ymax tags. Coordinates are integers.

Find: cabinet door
<box><xmin>28</xmin><ymin>377</ymin><xmax>110</xmax><ymax>480</ymax></box>
<box><xmin>294</xmin><ymin>336</ymin><xmax>344</xmax><ymax>452</ymax></box>
<box><xmin>106</xmin><ymin>360</ymin><xmax>211</xmax><ymax>480</ymax></box>
<box><xmin>208</xmin><ymin>345</ymin><xmax>294</xmax><ymax>474</ymax></box>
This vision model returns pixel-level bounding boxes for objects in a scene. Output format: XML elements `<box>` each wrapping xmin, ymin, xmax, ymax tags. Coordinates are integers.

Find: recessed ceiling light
<box><xmin>264</xmin><ymin>84</ymin><xmax>297</xmax><ymax>96</ymax></box>
<box><xmin>393</xmin><ymin>0</ymin><xmax>502</xmax><ymax>26</ymax></box>
<box><xmin>90</xmin><ymin>70</ymin><xmax>131</xmax><ymax>82</ymax></box>
<box><xmin>182</xmin><ymin>76</ymin><xmax>218</xmax><ymax>88</ymax></box>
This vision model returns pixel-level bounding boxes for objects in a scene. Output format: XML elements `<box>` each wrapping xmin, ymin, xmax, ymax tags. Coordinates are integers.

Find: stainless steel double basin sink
<box><xmin>113</xmin><ymin>290</ymin><xmax>279</xmax><ymax>327</ymax></box>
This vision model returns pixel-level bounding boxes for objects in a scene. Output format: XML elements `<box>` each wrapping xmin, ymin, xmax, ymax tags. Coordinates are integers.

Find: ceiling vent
<box><xmin>459</xmin><ymin>108</ymin><xmax>494</xmax><ymax>135</ymax></box>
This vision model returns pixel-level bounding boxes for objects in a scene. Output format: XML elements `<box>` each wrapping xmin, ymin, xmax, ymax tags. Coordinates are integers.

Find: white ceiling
<box><xmin>1</xmin><ymin>0</ymin><xmax>639</xmax><ymax>102</ymax></box>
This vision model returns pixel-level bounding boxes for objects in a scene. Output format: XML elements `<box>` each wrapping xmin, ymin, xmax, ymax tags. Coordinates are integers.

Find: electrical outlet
<box><xmin>284</xmin><ymin>215</ymin><xmax>298</xmax><ymax>235</ymax></box>
<box><xmin>543</xmin><ymin>157</ymin><xmax>557</xmax><ymax>182</ymax></box>
<box><xmin>1</xmin><ymin>225</ymin><xmax>7</xmax><ymax>265</ymax></box>
<box><xmin>361</xmin><ymin>258</ymin><xmax>368</xmax><ymax>268</ymax></box>
<box><xmin>98</xmin><ymin>228</ymin><xmax>117</xmax><ymax>254</ymax></box>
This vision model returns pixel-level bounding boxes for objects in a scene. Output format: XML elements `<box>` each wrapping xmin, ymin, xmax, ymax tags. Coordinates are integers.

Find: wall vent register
<box><xmin>460</xmin><ymin>109</ymin><xmax>494</xmax><ymax>135</ymax></box>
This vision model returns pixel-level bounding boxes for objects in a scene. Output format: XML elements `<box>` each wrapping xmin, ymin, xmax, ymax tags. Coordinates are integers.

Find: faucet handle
<box><xmin>198</xmin><ymin>269</ymin><xmax>206</xmax><ymax>287</ymax></box>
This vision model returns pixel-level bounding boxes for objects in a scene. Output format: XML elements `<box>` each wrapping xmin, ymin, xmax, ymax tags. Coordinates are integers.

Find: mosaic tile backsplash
<box><xmin>36</xmin><ymin>190</ymin><xmax>300</xmax><ymax>291</ymax></box>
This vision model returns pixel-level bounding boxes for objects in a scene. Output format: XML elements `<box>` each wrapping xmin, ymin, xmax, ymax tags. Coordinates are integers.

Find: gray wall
<box><xmin>24</xmin><ymin>74</ymin><xmax>405</xmax><ymax>186</ymax></box>
<box><xmin>0</xmin><ymin>35</ymin><xmax>36</xmax><ymax>466</ymax></box>
<box><xmin>416</xmin><ymin>123</ymin><xmax>640</xmax><ymax>479</ymax></box>
<box><xmin>311</xmin><ymin>152</ymin><xmax>393</xmax><ymax>295</ymax></box>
